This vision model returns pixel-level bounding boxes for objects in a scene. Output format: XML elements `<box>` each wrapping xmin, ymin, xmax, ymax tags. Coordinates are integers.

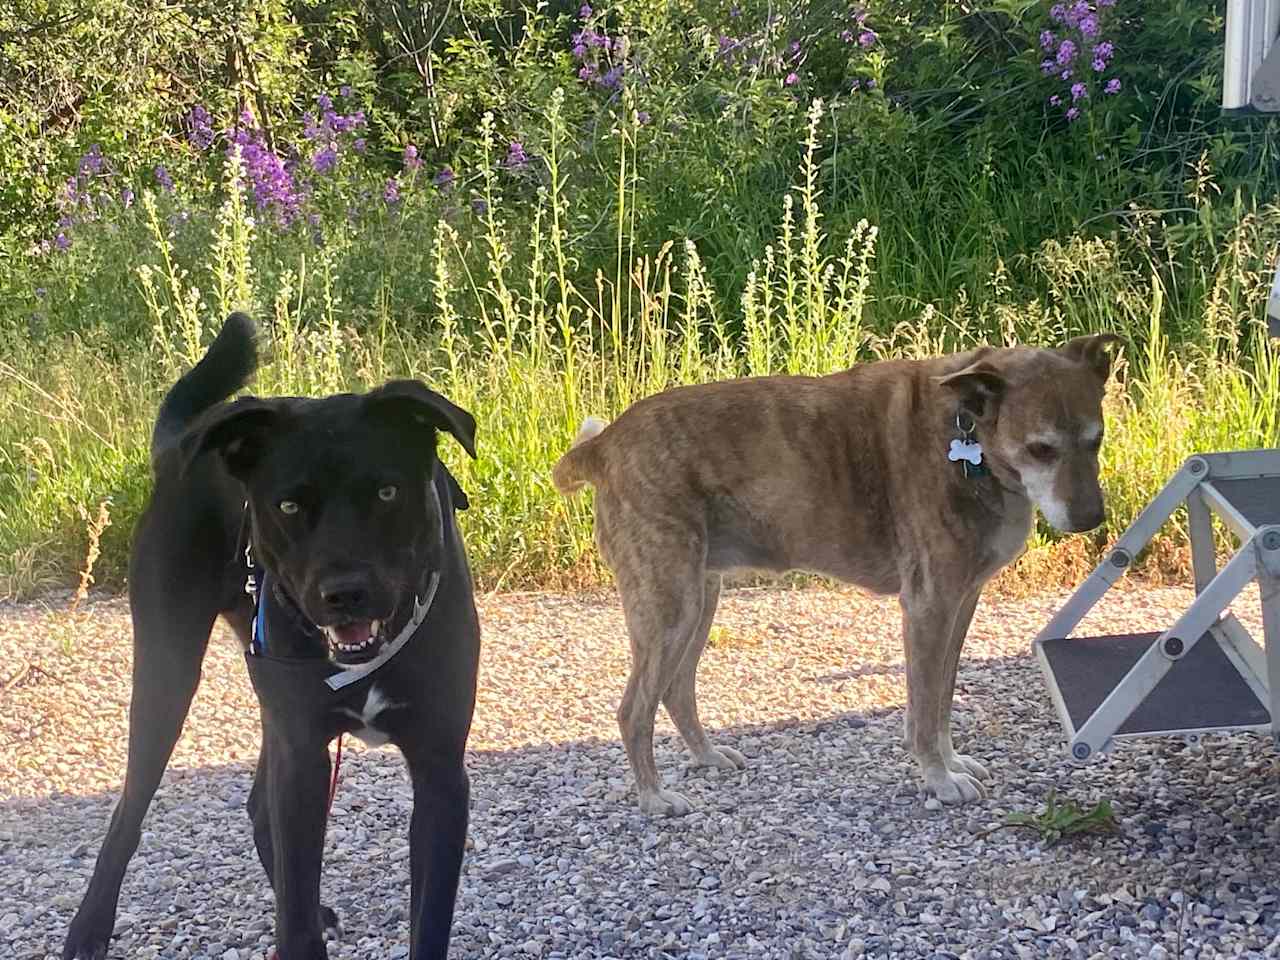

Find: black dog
<box><xmin>63</xmin><ymin>312</ymin><xmax>481</xmax><ymax>960</ymax></box>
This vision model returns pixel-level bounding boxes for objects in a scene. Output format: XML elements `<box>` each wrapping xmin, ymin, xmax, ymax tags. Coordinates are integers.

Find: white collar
<box><xmin>324</xmin><ymin>570</ymin><xmax>441</xmax><ymax>691</ymax></box>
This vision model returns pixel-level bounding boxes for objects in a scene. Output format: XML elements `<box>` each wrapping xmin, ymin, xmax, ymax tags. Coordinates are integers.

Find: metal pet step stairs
<box><xmin>1034</xmin><ymin>450</ymin><xmax>1280</xmax><ymax>761</ymax></box>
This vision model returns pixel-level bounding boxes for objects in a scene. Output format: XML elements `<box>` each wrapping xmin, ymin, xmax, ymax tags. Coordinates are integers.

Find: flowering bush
<box><xmin>1037</xmin><ymin>0</ymin><xmax>1123</xmax><ymax>123</ymax></box>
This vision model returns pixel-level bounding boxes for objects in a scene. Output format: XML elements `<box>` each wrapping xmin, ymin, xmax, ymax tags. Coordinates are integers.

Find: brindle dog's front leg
<box><xmin>265</xmin><ymin>734</ymin><xmax>332</xmax><ymax>959</ymax></box>
<box><xmin>900</xmin><ymin>584</ymin><xmax>986</xmax><ymax>804</ymax></box>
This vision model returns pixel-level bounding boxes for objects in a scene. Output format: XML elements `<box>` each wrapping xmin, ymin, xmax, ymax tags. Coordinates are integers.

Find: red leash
<box><xmin>326</xmin><ymin>734</ymin><xmax>345</xmax><ymax>818</ymax></box>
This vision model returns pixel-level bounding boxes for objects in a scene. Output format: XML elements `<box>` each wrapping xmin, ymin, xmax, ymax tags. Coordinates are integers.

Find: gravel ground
<box><xmin>3</xmin><ymin>584</ymin><xmax>1280</xmax><ymax>960</ymax></box>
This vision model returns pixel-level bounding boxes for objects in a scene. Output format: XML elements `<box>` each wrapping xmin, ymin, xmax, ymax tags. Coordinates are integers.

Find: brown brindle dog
<box><xmin>553</xmin><ymin>335</ymin><xmax>1121</xmax><ymax>817</ymax></box>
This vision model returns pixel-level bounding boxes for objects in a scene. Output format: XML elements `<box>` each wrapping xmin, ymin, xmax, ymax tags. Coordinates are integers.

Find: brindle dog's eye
<box><xmin>279</xmin><ymin>500</ymin><xmax>300</xmax><ymax>515</ymax></box>
<box><xmin>1087</xmin><ymin>435</ymin><xmax>1104</xmax><ymax>453</ymax></box>
<box><xmin>378</xmin><ymin>485</ymin><xmax>398</xmax><ymax>502</ymax></box>
<box><xmin>1026</xmin><ymin>442</ymin><xmax>1058</xmax><ymax>463</ymax></box>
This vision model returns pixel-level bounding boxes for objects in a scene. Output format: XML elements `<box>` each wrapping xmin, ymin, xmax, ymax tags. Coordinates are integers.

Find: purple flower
<box><xmin>505</xmin><ymin>142</ymin><xmax>528</xmax><ymax>170</ymax></box>
<box><xmin>35</xmin><ymin>287</ymin><xmax>46</xmax><ymax>299</ymax></box>
<box><xmin>403</xmin><ymin>144</ymin><xmax>421</xmax><ymax>172</ymax></box>
<box><xmin>384</xmin><ymin>178</ymin><xmax>401</xmax><ymax>205</ymax></box>
<box><xmin>784</xmin><ymin>72</ymin><xmax>799</xmax><ymax>86</ymax></box>
<box><xmin>434</xmin><ymin>167</ymin><xmax>456</xmax><ymax>189</ymax></box>
<box><xmin>1094</xmin><ymin>41</ymin><xmax>1114</xmax><ymax>60</ymax></box>
<box><xmin>579</xmin><ymin>3</ymin><xmax>592</xmax><ymax>17</ymax></box>
<box><xmin>730</xmin><ymin>4</ymin><xmax>740</xmax><ymax>16</ymax></box>
<box><xmin>573</xmin><ymin>42</ymin><xmax>588</xmax><ymax>58</ymax></box>
<box><xmin>1056</xmin><ymin>39</ymin><xmax>1076</xmax><ymax>65</ymax></box>
<box><xmin>77</xmin><ymin>144</ymin><xmax>105</xmax><ymax>178</ymax></box>
<box><xmin>1040</xmin><ymin>30</ymin><xmax>1055</xmax><ymax>50</ymax></box>
<box><xmin>1098</xmin><ymin>0</ymin><xmax>1115</xmax><ymax>6</ymax></box>
<box><xmin>120</xmin><ymin>187</ymin><xmax>134</xmax><ymax>208</ymax></box>
<box><xmin>153</xmin><ymin>165</ymin><xmax>174</xmax><ymax>193</ymax></box>
<box><xmin>851</xmin><ymin>79</ymin><xmax>861</xmax><ymax>90</ymax></box>
<box><xmin>840</xmin><ymin>29</ymin><xmax>854</xmax><ymax>42</ymax></box>
<box><xmin>471</xmin><ymin>198</ymin><xmax>488</xmax><ymax>216</ymax></box>
<box><xmin>303</xmin><ymin>112</ymin><xmax>322</xmax><ymax>140</ymax></box>
<box><xmin>1041</xmin><ymin>58</ymin><xmax>1055</xmax><ymax>75</ymax></box>
<box><xmin>1092</xmin><ymin>57</ymin><xmax>1107</xmax><ymax>72</ymax></box>
<box><xmin>599</xmin><ymin>66</ymin><xmax>623</xmax><ymax>90</ymax></box>
<box><xmin>317</xmin><ymin>93</ymin><xmax>333</xmax><ymax>111</ymax></box>
<box><xmin>1049</xmin><ymin>4</ymin><xmax>1066</xmax><ymax>22</ymax></box>
<box><xmin>578</xmin><ymin>63</ymin><xmax>596</xmax><ymax>81</ymax></box>
<box><xmin>858</xmin><ymin>30</ymin><xmax>876</xmax><ymax>47</ymax></box>
<box><xmin>353</xmin><ymin>138</ymin><xmax>367</xmax><ymax>153</ymax></box>
<box><xmin>311</xmin><ymin>145</ymin><xmax>338</xmax><ymax>174</ymax></box>
<box><xmin>1105</xmin><ymin>78</ymin><xmax>1121</xmax><ymax>94</ymax></box>
<box><xmin>227</xmin><ymin>122</ymin><xmax>301</xmax><ymax>225</ymax></box>
<box><xmin>1049</xmin><ymin>94</ymin><xmax>1062</xmax><ymax>107</ymax></box>
<box><xmin>54</xmin><ymin>232</ymin><xmax>71</xmax><ymax>252</ymax></box>
<box><xmin>1070</xmin><ymin>82</ymin><xmax>1088</xmax><ymax>100</ymax></box>
<box><xmin>1061</xmin><ymin>68</ymin><xmax>1072</xmax><ymax>80</ymax></box>
<box><xmin>636</xmin><ymin>110</ymin><xmax>651</xmax><ymax>124</ymax></box>
<box><xmin>1066</xmin><ymin>106</ymin><xmax>1081</xmax><ymax>120</ymax></box>
<box><xmin>1079</xmin><ymin>14</ymin><xmax>1099</xmax><ymax>38</ymax></box>
<box><xmin>865</xmin><ymin>78</ymin><xmax>876</xmax><ymax>89</ymax></box>
<box><xmin>188</xmin><ymin>105</ymin><xmax>215</xmax><ymax>150</ymax></box>
<box><xmin>340</xmin><ymin>85</ymin><xmax>352</xmax><ymax>97</ymax></box>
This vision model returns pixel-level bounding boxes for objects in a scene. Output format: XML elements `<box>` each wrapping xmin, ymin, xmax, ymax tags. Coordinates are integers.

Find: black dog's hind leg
<box><xmin>62</xmin><ymin>595</ymin><xmax>215</xmax><ymax>960</ymax></box>
<box><xmin>404</xmin><ymin>749</ymin><xmax>470</xmax><ymax>960</ymax></box>
<box><xmin>248</xmin><ymin>744</ymin><xmax>342</xmax><ymax>939</ymax></box>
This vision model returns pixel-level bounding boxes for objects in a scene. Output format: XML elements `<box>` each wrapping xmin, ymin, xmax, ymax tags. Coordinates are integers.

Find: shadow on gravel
<box><xmin>5</xmin><ymin>675</ymin><xmax>1280</xmax><ymax>958</ymax></box>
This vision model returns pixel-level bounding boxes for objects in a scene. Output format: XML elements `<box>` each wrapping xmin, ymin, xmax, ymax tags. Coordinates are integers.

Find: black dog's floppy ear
<box><xmin>440</xmin><ymin>463</ymin><xmax>470</xmax><ymax>512</ymax></box>
<box><xmin>935</xmin><ymin>360</ymin><xmax>1007</xmax><ymax>420</ymax></box>
<box><xmin>1062</xmin><ymin>333</ymin><xmax>1123</xmax><ymax>382</ymax></box>
<box><xmin>181</xmin><ymin>397</ymin><xmax>284</xmax><ymax>480</ymax></box>
<box><xmin>365</xmin><ymin>380</ymin><xmax>478</xmax><ymax>458</ymax></box>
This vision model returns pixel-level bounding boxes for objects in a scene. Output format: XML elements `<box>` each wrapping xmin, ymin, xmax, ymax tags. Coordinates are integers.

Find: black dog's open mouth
<box><xmin>322</xmin><ymin>619</ymin><xmax>387</xmax><ymax>664</ymax></box>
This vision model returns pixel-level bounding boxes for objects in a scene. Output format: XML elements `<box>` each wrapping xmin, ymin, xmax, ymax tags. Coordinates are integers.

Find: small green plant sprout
<box><xmin>981</xmin><ymin>790</ymin><xmax>1119</xmax><ymax>847</ymax></box>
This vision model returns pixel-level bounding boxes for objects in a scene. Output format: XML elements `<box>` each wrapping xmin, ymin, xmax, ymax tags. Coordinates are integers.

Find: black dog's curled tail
<box><xmin>151</xmin><ymin>312</ymin><xmax>259</xmax><ymax>467</ymax></box>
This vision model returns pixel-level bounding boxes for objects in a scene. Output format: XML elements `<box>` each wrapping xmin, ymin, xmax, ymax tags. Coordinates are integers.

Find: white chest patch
<box><xmin>341</xmin><ymin>685</ymin><xmax>399</xmax><ymax>747</ymax></box>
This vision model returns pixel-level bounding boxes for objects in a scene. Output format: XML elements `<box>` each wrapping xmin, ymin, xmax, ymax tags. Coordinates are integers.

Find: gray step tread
<box><xmin>1040</xmin><ymin>631</ymin><xmax>1269</xmax><ymax>735</ymax></box>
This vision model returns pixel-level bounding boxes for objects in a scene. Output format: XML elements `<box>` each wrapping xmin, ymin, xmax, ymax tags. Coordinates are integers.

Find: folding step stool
<box><xmin>1035</xmin><ymin>450</ymin><xmax>1280</xmax><ymax>761</ymax></box>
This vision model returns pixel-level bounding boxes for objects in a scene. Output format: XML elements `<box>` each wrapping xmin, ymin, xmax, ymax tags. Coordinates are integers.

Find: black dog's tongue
<box><xmin>326</xmin><ymin>620</ymin><xmax>380</xmax><ymax>658</ymax></box>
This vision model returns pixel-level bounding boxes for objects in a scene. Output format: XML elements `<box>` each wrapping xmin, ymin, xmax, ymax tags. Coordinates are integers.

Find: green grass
<box><xmin>2</xmin><ymin>96</ymin><xmax>1279</xmax><ymax>598</ymax></box>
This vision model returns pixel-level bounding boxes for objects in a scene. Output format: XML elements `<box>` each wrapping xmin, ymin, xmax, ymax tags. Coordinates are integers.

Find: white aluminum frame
<box><xmin>1034</xmin><ymin>450</ymin><xmax>1280</xmax><ymax>761</ymax></box>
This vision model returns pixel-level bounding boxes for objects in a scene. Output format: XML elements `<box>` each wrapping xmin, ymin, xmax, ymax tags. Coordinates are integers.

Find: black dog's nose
<box><xmin>319</xmin><ymin>575</ymin><xmax>370</xmax><ymax>612</ymax></box>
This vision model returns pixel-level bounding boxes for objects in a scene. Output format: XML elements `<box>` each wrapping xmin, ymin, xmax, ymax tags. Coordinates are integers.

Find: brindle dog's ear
<box><xmin>935</xmin><ymin>360</ymin><xmax>1007</xmax><ymax>421</ymax></box>
<box><xmin>1062</xmin><ymin>333</ymin><xmax>1123</xmax><ymax>382</ymax></box>
<box><xmin>365</xmin><ymin>380</ymin><xmax>478</xmax><ymax>458</ymax></box>
<box><xmin>181</xmin><ymin>397</ymin><xmax>284</xmax><ymax>480</ymax></box>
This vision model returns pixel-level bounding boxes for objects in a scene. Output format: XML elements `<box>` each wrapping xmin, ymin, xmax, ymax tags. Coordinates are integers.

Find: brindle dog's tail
<box><xmin>150</xmin><ymin>311</ymin><xmax>258</xmax><ymax>467</ymax></box>
<box><xmin>552</xmin><ymin>416</ymin><xmax>609</xmax><ymax>494</ymax></box>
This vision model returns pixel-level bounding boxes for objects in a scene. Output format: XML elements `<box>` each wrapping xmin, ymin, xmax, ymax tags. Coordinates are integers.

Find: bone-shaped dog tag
<box><xmin>948</xmin><ymin>438</ymin><xmax>983</xmax><ymax>466</ymax></box>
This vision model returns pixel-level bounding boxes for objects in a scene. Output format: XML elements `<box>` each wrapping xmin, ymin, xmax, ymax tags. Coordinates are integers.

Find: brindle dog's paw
<box><xmin>947</xmin><ymin>753</ymin><xmax>989</xmax><ymax>782</ymax></box>
<box><xmin>638</xmin><ymin>786</ymin><xmax>694</xmax><ymax>817</ymax></box>
<box><xmin>923</xmin><ymin>767</ymin><xmax>986</xmax><ymax>805</ymax></box>
<box><xmin>691</xmin><ymin>745</ymin><xmax>747</xmax><ymax>771</ymax></box>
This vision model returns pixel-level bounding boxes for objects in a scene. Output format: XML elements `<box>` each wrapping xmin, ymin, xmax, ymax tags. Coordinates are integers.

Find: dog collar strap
<box><xmin>324</xmin><ymin>570</ymin><xmax>441</xmax><ymax>691</ymax></box>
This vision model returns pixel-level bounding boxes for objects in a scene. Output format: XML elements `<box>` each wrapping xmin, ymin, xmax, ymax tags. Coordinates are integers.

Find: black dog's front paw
<box><xmin>321</xmin><ymin>905</ymin><xmax>342</xmax><ymax>939</ymax></box>
<box><xmin>62</xmin><ymin>914</ymin><xmax>111</xmax><ymax>960</ymax></box>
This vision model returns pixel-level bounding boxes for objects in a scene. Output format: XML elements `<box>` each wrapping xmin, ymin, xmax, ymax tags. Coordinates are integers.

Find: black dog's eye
<box><xmin>279</xmin><ymin>500</ymin><xmax>300</xmax><ymax>515</ymax></box>
<box><xmin>378</xmin><ymin>485</ymin><xmax>398</xmax><ymax>502</ymax></box>
<box><xmin>1086</xmin><ymin>435</ymin><xmax>1104</xmax><ymax>453</ymax></box>
<box><xmin>1026</xmin><ymin>442</ymin><xmax>1058</xmax><ymax>463</ymax></box>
